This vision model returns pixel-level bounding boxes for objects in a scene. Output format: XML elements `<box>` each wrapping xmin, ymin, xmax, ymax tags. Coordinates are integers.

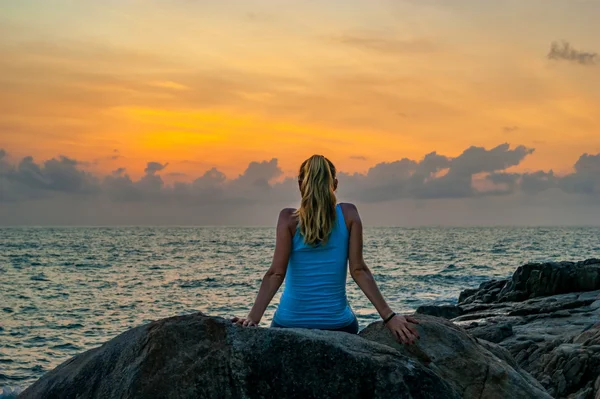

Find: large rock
<box><xmin>359</xmin><ymin>315</ymin><xmax>550</xmax><ymax>399</ymax></box>
<box><xmin>19</xmin><ymin>312</ymin><xmax>549</xmax><ymax>399</ymax></box>
<box><xmin>498</xmin><ymin>259</ymin><xmax>600</xmax><ymax>302</ymax></box>
<box><xmin>20</xmin><ymin>313</ymin><xmax>460</xmax><ymax>399</ymax></box>
<box><xmin>425</xmin><ymin>258</ymin><xmax>600</xmax><ymax>399</ymax></box>
<box><xmin>459</xmin><ymin>280</ymin><xmax>508</xmax><ymax>305</ymax></box>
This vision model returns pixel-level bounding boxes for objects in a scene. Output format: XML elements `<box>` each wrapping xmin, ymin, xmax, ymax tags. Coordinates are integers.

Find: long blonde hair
<box><xmin>295</xmin><ymin>155</ymin><xmax>337</xmax><ymax>246</ymax></box>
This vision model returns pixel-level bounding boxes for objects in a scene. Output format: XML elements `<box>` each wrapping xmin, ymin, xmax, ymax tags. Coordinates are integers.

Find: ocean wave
<box><xmin>30</xmin><ymin>274</ymin><xmax>49</xmax><ymax>282</ymax></box>
<box><xmin>0</xmin><ymin>385</ymin><xmax>24</xmax><ymax>399</ymax></box>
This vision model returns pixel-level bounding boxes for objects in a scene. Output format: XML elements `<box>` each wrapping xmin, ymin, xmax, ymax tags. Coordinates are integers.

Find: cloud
<box><xmin>336</xmin><ymin>144</ymin><xmax>533</xmax><ymax>202</ymax></box>
<box><xmin>144</xmin><ymin>162</ymin><xmax>168</xmax><ymax>175</ymax></box>
<box><xmin>350</xmin><ymin>155</ymin><xmax>368</xmax><ymax>161</ymax></box>
<box><xmin>1</xmin><ymin>145</ymin><xmax>599</xmax><ymax>221</ymax></box>
<box><xmin>503</xmin><ymin>126</ymin><xmax>519</xmax><ymax>133</ymax></box>
<box><xmin>330</xmin><ymin>34</ymin><xmax>436</xmax><ymax>54</ymax></box>
<box><xmin>166</xmin><ymin>172</ymin><xmax>188</xmax><ymax>178</ymax></box>
<box><xmin>547</xmin><ymin>41</ymin><xmax>598</xmax><ymax>66</ymax></box>
<box><xmin>560</xmin><ymin>153</ymin><xmax>600</xmax><ymax>195</ymax></box>
<box><xmin>0</xmin><ymin>152</ymin><xmax>99</xmax><ymax>202</ymax></box>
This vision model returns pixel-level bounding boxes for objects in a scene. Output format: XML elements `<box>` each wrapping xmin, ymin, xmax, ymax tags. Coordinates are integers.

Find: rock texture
<box><xmin>417</xmin><ymin>258</ymin><xmax>600</xmax><ymax>399</ymax></box>
<box><xmin>19</xmin><ymin>313</ymin><xmax>459</xmax><ymax>399</ymax></box>
<box><xmin>359</xmin><ymin>316</ymin><xmax>549</xmax><ymax>399</ymax></box>
<box><xmin>19</xmin><ymin>312</ymin><xmax>549</xmax><ymax>399</ymax></box>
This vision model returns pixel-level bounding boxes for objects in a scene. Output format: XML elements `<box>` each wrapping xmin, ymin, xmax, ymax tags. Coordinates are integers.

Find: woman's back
<box><xmin>273</xmin><ymin>203</ymin><xmax>355</xmax><ymax>329</ymax></box>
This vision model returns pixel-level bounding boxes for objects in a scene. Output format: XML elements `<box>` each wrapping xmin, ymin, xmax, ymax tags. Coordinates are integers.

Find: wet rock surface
<box><xmin>19</xmin><ymin>313</ymin><xmax>549</xmax><ymax>399</ymax></box>
<box><xmin>417</xmin><ymin>259</ymin><xmax>600</xmax><ymax>399</ymax></box>
<box><xmin>359</xmin><ymin>315</ymin><xmax>549</xmax><ymax>399</ymax></box>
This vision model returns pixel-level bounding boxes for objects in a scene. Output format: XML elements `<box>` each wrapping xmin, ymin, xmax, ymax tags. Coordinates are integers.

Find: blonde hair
<box><xmin>295</xmin><ymin>155</ymin><xmax>337</xmax><ymax>246</ymax></box>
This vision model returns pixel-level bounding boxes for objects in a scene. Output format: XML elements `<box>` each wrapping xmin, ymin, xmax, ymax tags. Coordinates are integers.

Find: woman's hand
<box><xmin>231</xmin><ymin>316</ymin><xmax>259</xmax><ymax>327</ymax></box>
<box><xmin>385</xmin><ymin>315</ymin><xmax>420</xmax><ymax>345</ymax></box>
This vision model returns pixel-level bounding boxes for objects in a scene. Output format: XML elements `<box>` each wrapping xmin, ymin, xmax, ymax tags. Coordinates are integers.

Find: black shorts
<box><xmin>270</xmin><ymin>316</ymin><xmax>359</xmax><ymax>334</ymax></box>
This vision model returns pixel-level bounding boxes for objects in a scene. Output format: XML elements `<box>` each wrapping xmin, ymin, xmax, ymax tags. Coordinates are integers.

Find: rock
<box><xmin>19</xmin><ymin>313</ymin><xmax>461</xmax><ymax>399</ymax></box>
<box><xmin>468</xmin><ymin>323</ymin><xmax>514</xmax><ymax>343</ymax></box>
<box><xmin>415</xmin><ymin>305</ymin><xmax>463</xmax><ymax>319</ymax></box>
<box><xmin>359</xmin><ymin>315</ymin><xmax>550</xmax><ymax>399</ymax></box>
<box><xmin>498</xmin><ymin>259</ymin><xmax>600</xmax><ymax>302</ymax></box>
<box><xmin>459</xmin><ymin>279</ymin><xmax>508</xmax><ymax>305</ymax></box>
<box><xmin>458</xmin><ymin>288</ymin><xmax>480</xmax><ymax>304</ymax></box>
<box><xmin>475</xmin><ymin>339</ymin><xmax>519</xmax><ymax>369</ymax></box>
<box><xmin>446</xmin><ymin>258</ymin><xmax>600</xmax><ymax>399</ymax></box>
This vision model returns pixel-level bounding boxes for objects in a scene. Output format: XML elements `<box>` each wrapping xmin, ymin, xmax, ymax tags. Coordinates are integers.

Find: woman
<box><xmin>232</xmin><ymin>155</ymin><xmax>419</xmax><ymax>344</ymax></box>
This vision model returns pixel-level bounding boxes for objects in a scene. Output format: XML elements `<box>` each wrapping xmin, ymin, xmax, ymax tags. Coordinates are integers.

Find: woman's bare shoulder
<box><xmin>278</xmin><ymin>208</ymin><xmax>297</xmax><ymax>226</ymax></box>
<box><xmin>339</xmin><ymin>202</ymin><xmax>357</xmax><ymax>211</ymax></box>
<box><xmin>339</xmin><ymin>202</ymin><xmax>359</xmax><ymax>216</ymax></box>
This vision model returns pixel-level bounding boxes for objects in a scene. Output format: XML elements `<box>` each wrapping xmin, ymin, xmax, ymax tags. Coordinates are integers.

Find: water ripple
<box><xmin>1</xmin><ymin>226</ymin><xmax>599</xmax><ymax>390</ymax></box>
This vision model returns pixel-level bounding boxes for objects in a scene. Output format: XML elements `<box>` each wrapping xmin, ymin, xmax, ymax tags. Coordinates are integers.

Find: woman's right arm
<box><xmin>345</xmin><ymin>203</ymin><xmax>419</xmax><ymax>344</ymax></box>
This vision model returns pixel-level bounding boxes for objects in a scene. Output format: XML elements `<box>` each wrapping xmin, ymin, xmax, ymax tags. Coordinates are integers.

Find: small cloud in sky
<box><xmin>548</xmin><ymin>41</ymin><xmax>598</xmax><ymax>66</ymax></box>
<box><xmin>350</xmin><ymin>155</ymin><xmax>368</xmax><ymax>161</ymax></box>
<box><xmin>144</xmin><ymin>162</ymin><xmax>168</xmax><ymax>175</ymax></box>
<box><xmin>503</xmin><ymin>126</ymin><xmax>519</xmax><ymax>133</ymax></box>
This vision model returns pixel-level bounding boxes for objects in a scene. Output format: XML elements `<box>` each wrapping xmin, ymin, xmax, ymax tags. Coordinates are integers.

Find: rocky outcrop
<box><xmin>19</xmin><ymin>312</ymin><xmax>549</xmax><ymax>399</ymax></box>
<box><xmin>20</xmin><ymin>313</ymin><xmax>459</xmax><ymax>399</ymax></box>
<box><xmin>417</xmin><ymin>258</ymin><xmax>600</xmax><ymax>399</ymax></box>
<box><xmin>459</xmin><ymin>259</ymin><xmax>600</xmax><ymax>305</ymax></box>
<box><xmin>359</xmin><ymin>316</ymin><xmax>549</xmax><ymax>399</ymax></box>
<box><xmin>415</xmin><ymin>305</ymin><xmax>463</xmax><ymax>319</ymax></box>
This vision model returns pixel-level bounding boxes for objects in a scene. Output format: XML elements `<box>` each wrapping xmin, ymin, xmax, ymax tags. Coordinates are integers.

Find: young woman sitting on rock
<box><xmin>232</xmin><ymin>155</ymin><xmax>419</xmax><ymax>344</ymax></box>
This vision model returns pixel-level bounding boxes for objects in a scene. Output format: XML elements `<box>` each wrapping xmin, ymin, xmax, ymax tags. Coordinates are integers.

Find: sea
<box><xmin>1</xmin><ymin>226</ymin><xmax>599</xmax><ymax>395</ymax></box>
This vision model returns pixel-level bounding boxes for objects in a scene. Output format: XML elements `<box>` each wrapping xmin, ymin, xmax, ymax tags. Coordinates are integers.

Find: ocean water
<box><xmin>1</xmin><ymin>226</ymin><xmax>599</xmax><ymax>392</ymax></box>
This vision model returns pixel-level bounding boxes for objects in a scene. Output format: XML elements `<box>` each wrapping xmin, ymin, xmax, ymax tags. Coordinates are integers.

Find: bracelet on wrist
<box><xmin>383</xmin><ymin>312</ymin><xmax>396</xmax><ymax>324</ymax></box>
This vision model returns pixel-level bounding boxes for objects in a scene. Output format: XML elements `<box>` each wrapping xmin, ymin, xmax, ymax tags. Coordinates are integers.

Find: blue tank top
<box><xmin>273</xmin><ymin>204</ymin><xmax>355</xmax><ymax>329</ymax></box>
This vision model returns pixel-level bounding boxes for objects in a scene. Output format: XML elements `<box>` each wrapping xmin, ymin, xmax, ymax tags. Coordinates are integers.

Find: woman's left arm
<box><xmin>232</xmin><ymin>209</ymin><xmax>293</xmax><ymax>327</ymax></box>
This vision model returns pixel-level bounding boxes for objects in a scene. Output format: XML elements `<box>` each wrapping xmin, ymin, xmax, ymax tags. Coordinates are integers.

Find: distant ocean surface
<box><xmin>1</xmin><ymin>226</ymin><xmax>599</xmax><ymax>393</ymax></box>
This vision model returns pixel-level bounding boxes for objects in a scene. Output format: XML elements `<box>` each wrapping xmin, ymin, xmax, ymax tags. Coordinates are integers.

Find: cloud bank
<box><xmin>1</xmin><ymin>144</ymin><xmax>599</xmax><ymax>225</ymax></box>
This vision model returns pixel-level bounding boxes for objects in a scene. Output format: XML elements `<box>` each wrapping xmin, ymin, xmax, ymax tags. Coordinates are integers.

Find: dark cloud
<box><xmin>503</xmin><ymin>126</ymin><xmax>519</xmax><ymax>133</ymax></box>
<box><xmin>350</xmin><ymin>155</ymin><xmax>368</xmax><ymax>161</ymax></box>
<box><xmin>144</xmin><ymin>162</ymin><xmax>168</xmax><ymax>175</ymax></box>
<box><xmin>560</xmin><ymin>154</ymin><xmax>600</xmax><ymax>195</ymax></box>
<box><xmin>415</xmin><ymin>144</ymin><xmax>533</xmax><ymax>199</ymax></box>
<box><xmin>520</xmin><ymin>171</ymin><xmax>557</xmax><ymax>194</ymax></box>
<box><xmin>548</xmin><ymin>41</ymin><xmax>598</xmax><ymax>66</ymax></box>
<box><xmin>336</xmin><ymin>145</ymin><xmax>531</xmax><ymax>202</ymax></box>
<box><xmin>330</xmin><ymin>34</ymin><xmax>436</xmax><ymax>54</ymax></box>
<box><xmin>233</xmin><ymin>159</ymin><xmax>282</xmax><ymax>190</ymax></box>
<box><xmin>486</xmin><ymin>172</ymin><xmax>520</xmax><ymax>186</ymax></box>
<box><xmin>1</xmin><ymin>145</ymin><xmax>599</xmax><ymax>217</ymax></box>
<box><xmin>0</xmin><ymin>153</ymin><xmax>99</xmax><ymax>202</ymax></box>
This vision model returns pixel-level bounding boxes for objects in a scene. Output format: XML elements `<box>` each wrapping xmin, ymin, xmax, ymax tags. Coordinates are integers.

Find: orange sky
<box><xmin>1</xmin><ymin>0</ymin><xmax>599</xmax><ymax>181</ymax></box>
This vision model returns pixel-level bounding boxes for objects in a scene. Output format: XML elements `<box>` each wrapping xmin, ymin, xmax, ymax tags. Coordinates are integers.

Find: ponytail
<box><xmin>295</xmin><ymin>155</ymin><xmax>337</xmax><ymax>246</ymax></box>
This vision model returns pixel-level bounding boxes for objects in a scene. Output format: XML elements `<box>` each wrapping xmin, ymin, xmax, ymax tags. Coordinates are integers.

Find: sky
<box><xmin>1</xmin><ymin>0</ymin><xmax>599</xmax><ymax>225</ymax></box>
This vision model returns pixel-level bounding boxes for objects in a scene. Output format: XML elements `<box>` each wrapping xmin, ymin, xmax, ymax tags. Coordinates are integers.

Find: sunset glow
<box><xmin>1</xmin><ymin>0</ymin><xmax>599</xmax><ymax>225</ymax></box>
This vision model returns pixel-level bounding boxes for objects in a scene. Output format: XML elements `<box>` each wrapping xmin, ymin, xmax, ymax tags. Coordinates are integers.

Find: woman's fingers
<box><xmin>395</xmin><ymin>327</ymin><xmax>410</xmax><ymax>344</ymax></box>
<box><xmin>393</xmin><ymin>330</ymin><xmax>405</xmax><ymax>344</ymax></box>
<box><xmin>407</xmin><ymin>324</ymin><xmax>420</xmax><ymax>339</ymax></box>
<box><xmin>402</xmin><ymin>327</ymin><xmax>415</xmax><ymax>345</ymax></box>
<box><xmin>405</xmin><ymin>316</ymin><xmax>420</xmax><ymax>325</ymax></box>
<box><xmin>231</xmin><ymin>317</ymin><xmax>240</xmax><ymax>323</ymax></box>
